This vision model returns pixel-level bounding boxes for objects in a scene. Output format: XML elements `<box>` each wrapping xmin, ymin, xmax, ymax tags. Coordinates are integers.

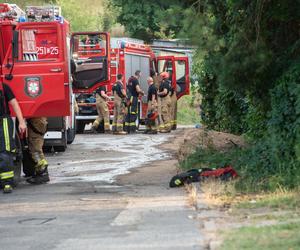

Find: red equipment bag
<box><xmin>169</xmin><ymin>166</ymin><xmax>238</xmax><ymax>188</ymax></box>
<box><xmin>200</xmin><ymin>166</ymin><xmax>238</xmax><ymax>180</ymax></box>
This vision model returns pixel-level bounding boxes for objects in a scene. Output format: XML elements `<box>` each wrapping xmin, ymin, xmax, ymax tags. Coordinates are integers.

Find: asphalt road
<box><xmin>0</xmin><ymin>131</ymin><xmax>203</xmax><ymax>250</ymax></box>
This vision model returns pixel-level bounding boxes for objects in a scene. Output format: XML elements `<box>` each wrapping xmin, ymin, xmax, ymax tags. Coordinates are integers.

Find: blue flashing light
<box><xmin>18</xmin><ymin>16</ymin><xmax>26</xmax><ymax>22</ymax></box>
<box><xmin>55</xmin><ymin>16</ymin><xmax>64</xmax><ymax>24</ymax></box>
<box><xmin>121</xmin><ymin>41</ymin><xmax>126</xmax><ymax>49</ymax></box>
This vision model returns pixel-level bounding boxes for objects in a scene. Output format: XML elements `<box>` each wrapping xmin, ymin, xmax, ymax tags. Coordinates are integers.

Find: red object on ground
<box><xmin>200</xmin><ymin>166</ymin><xmax>238</xmax><ymax>178</ymax></box>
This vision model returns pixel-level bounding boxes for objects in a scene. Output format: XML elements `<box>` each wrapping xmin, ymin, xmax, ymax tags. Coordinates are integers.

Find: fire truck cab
<box><xmin>71</xmin><ymin>34</ymin><xmax>190</xmax><ymax>132</ymax></box>
<box><xmin>0</xmin><ymin>4</ymin><xmax>76</xmax><ymax>152</ymax></box>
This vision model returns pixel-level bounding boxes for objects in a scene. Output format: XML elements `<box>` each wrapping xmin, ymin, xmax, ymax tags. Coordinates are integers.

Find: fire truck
<box><xmin>0</xmin><ymin>4</ymin><xmax>76</xmax><ymax>153</ymax></box>
<box><xmin>71</xmin><ymin>34</ymin><xmax>190</xmax><ymax>133</ymax></box>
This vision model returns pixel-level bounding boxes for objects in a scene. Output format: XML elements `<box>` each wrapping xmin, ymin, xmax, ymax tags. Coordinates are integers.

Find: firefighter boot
<box><xmin>3</xmin><ymin>183</ymin><xmax>13</xmax><ymax>194</ymax></box>
<box><xmin>90</xmin><ymin>126</ymin><xmax>98</xmax><ymax>134</ymax></box>
<box><xmin>27</xmin><ymin>159</ymin><xmax>50</xmax><ymax>185</ymax></box>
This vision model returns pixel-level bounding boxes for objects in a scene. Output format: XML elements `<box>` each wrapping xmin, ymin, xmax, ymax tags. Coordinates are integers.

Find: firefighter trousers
<box><xmin>93</xmin><ymin>95</ymin><xmax>110</xmax><ymax>131</ymax></box>
<box><xmin>112</xmin><ymin>97</ymin><xmax>125</xmax><ymax>132</ymax></box>
<box><xmin>27</xmin><ymin>117</ymin><xmax>48</xmax><ymax>172</ymax></box>
<box><xmin>124</xmin><ymin>96</ymin><xmax>138</xmax><ymax>133</ymax></box>
<box><xmin>0</xmin><ymin>116</ymin><xmax>16</xmax><ymax>187</ymax></box>
<box><xmin>159</xmin><ymin>95</ymin><xmax>171</xmax><ymax>131</ymax></box>
<box><xmin>146</xmin><ymin>101</ymin><xmax>158</xmax><ymax>131</ymax></box>
<box><xmin>170</xmin><ymin>93</ymin><xmax>177</xmax><ymax>129</ymax></box>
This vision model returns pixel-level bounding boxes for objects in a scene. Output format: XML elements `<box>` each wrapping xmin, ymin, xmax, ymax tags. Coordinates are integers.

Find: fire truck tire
<box><xmin>67</xmin><ymin>128</ymin><xmax>76</xmax><ymax>144</ymax></box>
<box><xmin>67</xmin><ymin>113</ymin><xmax>76</xmax><ymax>144</ymax></box>
<box><xmin>54</xmin><ymin>131</ymin><xmax>67</xmax><ymax>152</ymax></box>
<box><xmin>76</xmin><ymin>120</ymin><xmax>85</xmax><ymax>134</ymax></box>
<box><xmin>13</xmin><ymin>133</ymin><xmax>22</xmax><ymax>186</ymax></box>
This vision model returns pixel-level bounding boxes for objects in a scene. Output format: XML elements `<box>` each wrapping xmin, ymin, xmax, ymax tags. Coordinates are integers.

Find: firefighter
<box><xmin>26</xmin><ymin>117</ymin><xmax>49</xmax><ymax>185</ymax></box>
<box><xmin>150</xmin><ymin>69</ymin><xmax>162</xmax><ymax>129</ymax></box>
<box><xmin>0</xmin><ymin>83</ymin><xmax>27</xmax><ymax>193</ymax></box>
<box><xmin>125</xmin><ymin>70</ymin><xmax>144</xmax><ymax>133</ymax></box>
<box><xmin>112</xmin><ymin>74</ymin><xmax>127</xmax><ymax>135</ymax></box>
<box><xmin>91</xmin><ymin>85</ymin><xmax>111</xmax><ymax>133</ymax></box>
<box><xmin>157</xmin><ymin>72</ymin><xmax>171</xmax><ymax>133</ymax></box>
<box><xmin>144</xmin><ymin>77</ymin><xmax>158</xmax><ymax>134</ymax></box>
<box><xmin>169</xmin><ymin>77</ymin><xmax>177</xmax><ymax>130</ymax></box>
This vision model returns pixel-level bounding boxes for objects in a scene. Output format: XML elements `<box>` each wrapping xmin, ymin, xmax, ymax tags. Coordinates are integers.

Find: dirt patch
<box><xmin>116</xmin><ymin>127</ymin><xmax>248</xmax><ymax>249</ymax></box>
<box><xmin>116</xmin><ymin>128</ymin><xmax>205</xmax><ymax>186</ymax></box>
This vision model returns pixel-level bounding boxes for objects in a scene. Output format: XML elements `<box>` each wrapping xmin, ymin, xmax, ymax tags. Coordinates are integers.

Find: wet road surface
<box><xmin>0</xmin><ymin>130</ymin><xmax>203</xmax><ymax>250</ymax></box>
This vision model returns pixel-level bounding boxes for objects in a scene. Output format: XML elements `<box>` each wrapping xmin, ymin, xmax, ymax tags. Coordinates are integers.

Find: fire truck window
<box><xmin>175</xmin><ymin>60</ymin><xmax>187</xmax><ymax>94</ymax></box>
<box><xmin>157</xmin><ymin>59</ymin><xmax>172</xmax><ymax>73</ymax></box>
<box><xmin>73</xmin><ymin>34</ymin><xmax>107</xmax><ymax>58</ymax></box>
<box><xmin>20</xmin><ymin>28</ymin><xmax>60</xmax><ymax>61</ymax></box>
<box><xmin>175</xmin><ymin>60</ymin><xmax>186</xmax><ymax>83</ymax></box>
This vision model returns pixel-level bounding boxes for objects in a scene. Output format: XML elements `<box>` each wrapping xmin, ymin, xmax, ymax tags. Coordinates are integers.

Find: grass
<box><xmin>220</xmin><ymin>222</ymin><xmax>300</xmax><ymax>250</ymax></box>
<box><xmin>235</xmin><ymin>189</ymin><xmax>300</xmax><ymax>210</ymax></box>
<box><xmin>177</xmin><ymin>94</ymin><xmax>201</xmax><ymax>125</ymax></box>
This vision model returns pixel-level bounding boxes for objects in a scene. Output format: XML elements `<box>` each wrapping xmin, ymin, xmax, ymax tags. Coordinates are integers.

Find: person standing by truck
<box><xmin>91</xmin><ymin>85</ymin><xmax>111</xmax><ymax>133</ymax></box>
<box><xmin>144</xmin><ymin>77</ymin><xmax>158</xmax><ymax>134</ymax></box>
<box><xmin>125</xmin><ymin>70</ymin><xmax>144</xmax><ymax>134</ymax></box>
<box><xmin>0</xmin><ymin>83</ymin><xmax>27</xmax><ymax>193</ymax></box>
<box><xmin>157</xmin><ymin>72</ymin><xmax>171</xmax><ymax>133</ymax></box>
<box><xmin>26</xmin><ymin>117</ymin><xmax>49</xmax><ymax>185</ymax></box>
<box><xmin>112</xmin><ymin>74</ymin><xmax>127</xmax><ymax>135</ymax></box>
<box><xmin>169</xmin><ymin>83</ymin><xmax>177</xmax><ymax>130</ymax></box>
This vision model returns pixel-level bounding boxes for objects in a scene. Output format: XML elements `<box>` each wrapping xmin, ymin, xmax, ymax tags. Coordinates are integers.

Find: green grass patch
<box><xmin>177</xmin><ymin>95</ymin><xmax>201</xmax><ymax>125</ymax></box>
<box><xmin>236</xmin><ymin>192</ymin><xmax>300</xmax><ymax>210</ymax></box>
<box><xmin>180</xmin><ymin>146</ymin><xmax>243</xmax><ymax>170</ymax></box>
<box><xmin>220</xmin><ymin>222</ymin><xmax>300</xmax><ymax>250</ymax></box>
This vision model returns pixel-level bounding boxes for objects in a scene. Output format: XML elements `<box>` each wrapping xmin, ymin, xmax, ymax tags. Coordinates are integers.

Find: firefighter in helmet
<box><xmin>0</xmin><ymin>83</ymin><xmax>27</xmax><ymax>193</ymax></box>
<box><xmin>91</xmin><ymin>85</ymin><xmax>111</xmax><ymax>133</ymax></box>
<box><xmin>157</xmin><ymin>72</ymin><xmax>171</xmax><ymax>133</ymax></box>
<box><xmin>144</xmin><ymin>76</ymin><xmax>158</xmax><ymax>134</ymax></box>
<box><xmin>112</xmin><ymin>74</ymin><xmax>127</xmax><ymax>135</ymax></box>
<box><xmin>26</xmin><ymin>117</ymin><xmax>49</xmax><ymax>185</ymax></box>
<box><xmin>168</xmin><ymin>70</ymin><xmax>177</xmax><ymax>130</ymax></box>
<box><xmin>125</xmin><ymin>70</ymin><xmax>144</xmax><ymax>133</ymax></box>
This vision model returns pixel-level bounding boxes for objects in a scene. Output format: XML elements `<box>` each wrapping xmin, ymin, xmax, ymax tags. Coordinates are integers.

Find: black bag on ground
<box><xmin>21</xmin><ymin>138</ymin><xmax>35</xmax><ymax>177</ymax></box>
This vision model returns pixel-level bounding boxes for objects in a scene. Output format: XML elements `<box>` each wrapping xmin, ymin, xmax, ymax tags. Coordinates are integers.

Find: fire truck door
<box><xmin>174</xmin><ymin>57</ymin><xmax>190</xmax><ymax>99</ymax></box>
<box><xmin>156</xmin><ymin>56</ymin><xmax>176</xmax><ymax>86</ymax></box>
<box><xmin>2</xmin><ymin>25</ymin><xmax>69</xmax><ymax>118</ymax></box>
<box><xmin>71</xmin><ymin>32</ymin><xmax>110</xmax><ymax>91</ymax></box>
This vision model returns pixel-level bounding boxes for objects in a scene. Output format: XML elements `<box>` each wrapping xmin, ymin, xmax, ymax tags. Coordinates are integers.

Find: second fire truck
<box><xmin>71</xmin><ymin>34</ymin><xmax>190</xmax><ymax>132</ymax></box>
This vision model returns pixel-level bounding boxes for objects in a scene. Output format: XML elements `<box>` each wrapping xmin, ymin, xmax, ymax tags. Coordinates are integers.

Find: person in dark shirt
<box><xmin>144</xmin><ymin>77</ymin><xmax>158</xmax><ymax>134</ymax></box>
<box><xmin>125</xmin><ymin>70</ymin><xmax>144</xmax><ymax>133</ymax></box>
<box><xmin>0</xmin><ymin>83</ymin><xmax>27</xmax><ymax>134</ymax></box>
<box><xmin>157</xmin><ymin>72</ymin><xmax>171</xmax><ymax>133</ymax></box>
<box><xmin>0</xmin><ymin>83</ymin><xmax>27</xmax><ymax>193</ymax></box>
<box><xmin>91</xmin><ymin>85</ymin><xmax>111</xmax><ymax>133</ymax></box>
<box><xmin>112</xmin><ymin>74</ymin><xmax>127</xmax><ymax>135</ymax></box>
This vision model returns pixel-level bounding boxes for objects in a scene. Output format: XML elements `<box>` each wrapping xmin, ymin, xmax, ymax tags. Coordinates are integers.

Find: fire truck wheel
<box><xmin>67</xmin><ymin>128</ymin><xmax>76</xmax><ymax>144</ymax></box>
<box><xmin>76</xmin><ymin>120</ymin><xmax>85</xmax><ymax>134</ymax></box>
<box><xmin>13</xmin><ymin>133</ymin><xmax>22</xmax><ymax>186</ymax></box>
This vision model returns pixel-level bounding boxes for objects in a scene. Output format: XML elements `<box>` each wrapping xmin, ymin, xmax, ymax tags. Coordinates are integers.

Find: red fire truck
<box><xmin>0</xmin><ymin>4</ymin><xmax>76</xmax><ymax>154</ymax></box>
<box><xmin>71</xmin><ymin>34</ymin><xmax>190</xmax><ymax>132</ymax></box>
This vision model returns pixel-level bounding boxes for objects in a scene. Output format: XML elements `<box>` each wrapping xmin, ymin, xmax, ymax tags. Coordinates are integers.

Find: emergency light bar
<box><xmin>0</xmin><ymin>3</ymin><xmax>25</xmax><ymax>21</ymax></box>
<box><xmin>25</xmin><ymin>6</ymin><xmax>62</xmax><ymax>22</ymax></box>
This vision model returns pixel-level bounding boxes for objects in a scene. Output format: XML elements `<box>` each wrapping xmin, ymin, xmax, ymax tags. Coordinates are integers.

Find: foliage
<box><xmin>109</xmin><ymin>0</ymin><xmax>193</xmax><ymax>41</ymax></box>
<box><xmin>177</xmin><ymin>95</ymin><xmax>201</xmax><ymax>125</ymax></box>
<box><xmin>220</xmin><ymin>223</ymin><xmax>300</xmax><ymax>250</ymax></box>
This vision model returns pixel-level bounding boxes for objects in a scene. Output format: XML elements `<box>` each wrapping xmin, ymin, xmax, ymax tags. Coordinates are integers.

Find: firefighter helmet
<box><xmin>160</xmin><ymin>71</ymin><xmax>169</xmax><ymax>80</ymax></box>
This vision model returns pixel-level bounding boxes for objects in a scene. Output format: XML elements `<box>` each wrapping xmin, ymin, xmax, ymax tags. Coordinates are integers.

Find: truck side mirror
<box><xmin>12</xmin><ymin>30</ymin><xmax>19</xmax><ymax>59</ymax></box>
